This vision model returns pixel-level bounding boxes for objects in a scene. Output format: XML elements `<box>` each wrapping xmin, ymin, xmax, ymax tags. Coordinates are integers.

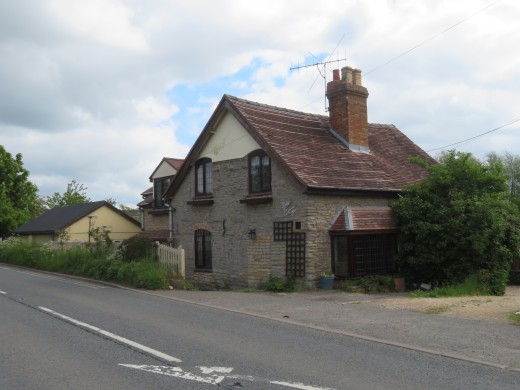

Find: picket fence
<box><xmin>156</xmin><ymin>242</ymin><xmax>185</xmax><ymax>278</ymax></box>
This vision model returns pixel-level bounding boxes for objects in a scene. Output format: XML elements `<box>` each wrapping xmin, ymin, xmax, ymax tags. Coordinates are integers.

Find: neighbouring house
<box><xmin>14</xmin><ymin>201</ymin><xmax>141</xmax><ymax>244</ymax></box>
<box><xmin>163</xmin><ymin>66</ymin><xmax>434</xmax><ymax>289</ymax></box>
<box><xmin>137</xmin><ymin>157</ymin><xmax>184</xmax><ymax>242</ymax></box>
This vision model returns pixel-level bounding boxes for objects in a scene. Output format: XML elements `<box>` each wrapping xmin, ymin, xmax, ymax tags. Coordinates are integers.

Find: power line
<box><xmin>426</xmin><ymin>116</ymin><xmax>520</xmax><ymax>152</ymax></box>
<box><xmin>364</xmin><ymin>0</ymin><xmax>502</xmax><ymax>76</ymax></box>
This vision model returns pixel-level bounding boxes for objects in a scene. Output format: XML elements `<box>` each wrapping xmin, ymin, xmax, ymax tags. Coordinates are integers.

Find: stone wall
<box><xmin>171</xmin><ymin>155</ymin><xmax>306</xmax><ymax>289</ymax></box>
<box><xmin>170</xmin><ymin>154</ymin><xmax>397</xmax><ymax>289</ymax></box>
<box><xmin>142</xmin><ymin>208</ymin><xmax>169</xmax><ymax>231</ymax></box>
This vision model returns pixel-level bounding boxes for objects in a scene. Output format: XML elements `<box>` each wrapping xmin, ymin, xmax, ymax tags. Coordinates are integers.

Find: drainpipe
<box><xmin>168</xmin><ymin>202</ymin><xmax>174</xmax><ymax>245</ymax></box>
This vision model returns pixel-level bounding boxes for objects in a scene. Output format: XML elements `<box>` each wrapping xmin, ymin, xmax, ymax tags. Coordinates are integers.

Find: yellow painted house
<box><xmin>14</xmin><ymin>201</ymin><xmax>141</xmax><ymax>244</ymax></box>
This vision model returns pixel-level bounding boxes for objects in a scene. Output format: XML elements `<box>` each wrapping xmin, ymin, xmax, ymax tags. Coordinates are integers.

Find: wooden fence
<box><xmin>156</xmin><ymin>242</ymin><xmax>185</xmax><ymax>278</ymax></box>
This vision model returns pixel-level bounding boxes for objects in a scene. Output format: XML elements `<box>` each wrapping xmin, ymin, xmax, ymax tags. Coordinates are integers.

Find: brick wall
<box><xmin>171</xmin><ymin>155</ymin><xmax>396</xmax><ymax>289</ymax></box>
<box><xmin>142</xmin><ymin>208</ymin><xmax>169</xmax><ymax>231</ymax></box>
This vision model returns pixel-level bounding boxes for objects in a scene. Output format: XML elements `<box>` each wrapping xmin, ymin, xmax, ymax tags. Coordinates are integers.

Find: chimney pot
<box><xmin>353</xmin><ymin>69</ymin><xmax>362</xmax><ymax>86</ymax></box>
<box><xmin>332</xmin><ymin>69</ymin><xmax>340</xmax><ymax>81</ymax></box>
<box><xmin>342</xmin><ymin>66</ymin><xmax>353</xmax><ymax>84</ymax></box>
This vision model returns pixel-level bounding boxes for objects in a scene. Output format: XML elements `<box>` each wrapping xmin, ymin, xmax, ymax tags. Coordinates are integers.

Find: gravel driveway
<box><xmin>364</xmin><ymin>286</ymin><xmax>520</xmax><ymax>325</ymax></box>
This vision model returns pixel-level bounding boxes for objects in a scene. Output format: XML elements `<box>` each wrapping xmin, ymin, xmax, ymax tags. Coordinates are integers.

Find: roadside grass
<box><xmin>410</xmin><ymin>274</ymin><xmax>488</xmax><ymax>298</ymax></box>
<box><xmin>424</xmin><ymin>305</ymin><xmax>452</xmax><ymax>315</ymax></box>
<box><xmin>0</xmin><ymin>237</ymin><xmax>169</xmax><ymax>290</ymax></box>
<box><xmin>510</xmin><ymin>312</ymin><xmax>520</xmax><ymax>326</ymax></box>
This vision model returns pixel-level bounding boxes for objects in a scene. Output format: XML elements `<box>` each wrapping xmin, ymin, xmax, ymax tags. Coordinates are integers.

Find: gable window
<box><xmin>194</xmin><ymin>229</ymin><xmax>212</xmax><ymax>269</ymax></box>
<box><xmin>249</xmin><ymin>150</ymin><xmax>271</xmax><ymax>193</ymax></box>
<box><xmin>195</xmin><ymin>158</ymin><xmax>213</xmax><ymax>196</ymax></box>
<box><xmin>153</xmin><ymin>176</ymin><xmax>173</xmax><ymax>208</ymax></box>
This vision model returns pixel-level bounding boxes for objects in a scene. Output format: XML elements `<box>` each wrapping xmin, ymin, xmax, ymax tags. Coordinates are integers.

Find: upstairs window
<box><xmin>195</xmin><ymin>158</ymin><xmax>213</xmax><ymax>196</ymax></box>
<box><xmin>249</xmin><ymin>150</ymin><xmax>271</xmax><ymax>194</ymax></box>
<box><xmin>153</xmin><ymin>176</ymin><xmax>173</xmax><ymax>208</ymax></box>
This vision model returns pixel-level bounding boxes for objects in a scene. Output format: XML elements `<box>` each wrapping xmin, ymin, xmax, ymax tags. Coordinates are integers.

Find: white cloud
<box><xmin>48</xmin><ymin>0</ymin><xmax>148</xmax><ymax>51</ymax></box>
<box><xmin>0</xmin><ymin>0</ymin><xmax>519</xmax><ymax>207</ymax></box>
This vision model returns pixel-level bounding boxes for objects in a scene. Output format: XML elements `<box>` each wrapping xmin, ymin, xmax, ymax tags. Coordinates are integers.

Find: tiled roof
<box><xmin>14</xmin><ymin>201</ymin><xmax>139</xmax><ymax>234</ymax></box>
<box><xmin>330</xmin><ymin>207</ymin><xmax>397</xmax><ymax>231</ymax></box>
<box><xmin>165</xmin><ymin>158</ymin><xmax>184</xmax><ymax>171</ymax></box>
<box><xmin>141</xmin><ymin>186</ymin><xmax>153</xmax><ymax>196</ymax></box>
<box><xmin>226</xmin><ymin>95</ymin><xmax>433</xmax><ymax>193</ymax></box>
<box><xmin>165</xmin><ymin>94</ymin><xmax>433</xmax><ymax>198</ymax></box>
<box><xmin>149</xmin><ymin>157</ymin><xmax>184</xmax><ymax>181</ymax></box>
<box><xmin>137</xmin><ymin>196</ymin><xmax>153</xmax><ymax>207</ymax></box>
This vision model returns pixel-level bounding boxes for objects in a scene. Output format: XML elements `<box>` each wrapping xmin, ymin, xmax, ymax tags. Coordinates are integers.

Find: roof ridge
<box><xmin>225</xmin><ymin>94</ymin><xmax>329</xmax><ymax>121</ymax></box>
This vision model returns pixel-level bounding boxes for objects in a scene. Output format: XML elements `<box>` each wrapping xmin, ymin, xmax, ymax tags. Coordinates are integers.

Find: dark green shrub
<box><xmin>392</xmin><ymin>151</ymin><xmax>520</xmax><ymax>295</ymax></box>
<box><xmin>510</xmin><ymin>271</ymin><xmax>520</xmax><ymax>285</ymax></box>
<box><xmin>258</xmin><ymin>274</ymin><xmax>298</xmax><ymax>292</ymax></box>
<box><xmin>0</xmin><ymin>237</ymin><xmax>169</xmax><ymax>290</ymax></box>
<box><xmin>119</xmin><ymin>236</ymin><xmax>156</xmax><ymax>262</ymax></box>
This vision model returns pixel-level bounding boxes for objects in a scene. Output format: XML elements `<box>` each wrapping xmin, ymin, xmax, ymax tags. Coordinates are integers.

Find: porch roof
<box><xmin>330</xmin><ymin>206</ymin><xmax>397</xmax><ymax>232</ymax></box>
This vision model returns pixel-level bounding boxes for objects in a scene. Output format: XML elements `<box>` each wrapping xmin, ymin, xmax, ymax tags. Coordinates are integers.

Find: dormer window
<box><xmin>195</xmin><ymin>158</ymin><xmax>213</xmax><ymax>196</ymax></box>
<box><xmin>249</xmin><ymin>150</ymin><xmax>271</xmax><ymax>194</ymax></box>
<box><xmin>153</xmin><ymin>176</ymin><xmax>173</xmax><ymax>208</ymax></box>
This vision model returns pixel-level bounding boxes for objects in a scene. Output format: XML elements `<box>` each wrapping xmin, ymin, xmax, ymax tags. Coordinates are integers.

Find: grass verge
<box><xmin>0</xmin><ymin>237</ymin><xmax>169</xmax><ymax>290</ymax></box>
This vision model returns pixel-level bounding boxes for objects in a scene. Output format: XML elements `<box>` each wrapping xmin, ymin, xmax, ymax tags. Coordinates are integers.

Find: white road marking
<box><xmin>119</xmin><ymin>364</ymin><xmax>221</xmax><ymax>385</ymax></box>
<box><xmin>38</xmin><ymin>307</ymin><xmax>182</xmax><ymax>363</ymax></box>
<box><xmin>121</xmin><ymin>364</ymin><xmax>337</xmax><ymax>389</ymax></box>
<box><xmin>197</xmin><ymin>366</ymin><xmax>234</xmax><ymax>374</ymax></box>
<box><xmin>0</xmin><ymin>290</ymin><xmax>6</xmax><ymax>294</ymax></box>
<box><xmin>270</xmin><ymin>380</ymin><xmax>336</xmax><ymax>390</ymax></box>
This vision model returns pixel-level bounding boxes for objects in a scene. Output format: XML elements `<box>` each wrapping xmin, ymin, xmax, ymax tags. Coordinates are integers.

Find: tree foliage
<box><xmin>392</xmin><ymin>150</ymin><xmax>520</xmax><ymax>295</ymax></box>
<box><xmin>42</xmin><ymin>180</ymin><xmax>91</xmax><ymax>210</ymax></box>
<box><xmin>0</xmin><ymin>146</ymin><xmax>39</xmax><ymax>236</ymax></box>
<box><xmin>487</xmin><ymin>151</ymin><xmax>520</xmax><ymax>206</ymax></box>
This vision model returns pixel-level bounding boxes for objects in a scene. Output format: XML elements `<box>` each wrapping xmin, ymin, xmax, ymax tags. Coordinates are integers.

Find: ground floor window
<box><xmin>195</xmin><ymin>229</ymin><xmax>212</xmax><ymax>269</ymax></box>
<box><xmin>331</xmin><ymin>233</ymin><xmax>396</xmax><ymax>278</ymax></box>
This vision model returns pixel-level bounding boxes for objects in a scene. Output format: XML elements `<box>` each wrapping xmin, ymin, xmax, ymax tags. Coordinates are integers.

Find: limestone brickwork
<box><xmin>171</xmin><ymin>154</ymin><xmax>396</xmax><ymax>289</ymax></box>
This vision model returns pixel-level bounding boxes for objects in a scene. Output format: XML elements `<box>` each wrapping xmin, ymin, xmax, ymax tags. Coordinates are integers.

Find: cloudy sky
<box><xmin>1</xmin><ymin>0</ymin><xmax>518</xmax><ymax>207</ymax></box>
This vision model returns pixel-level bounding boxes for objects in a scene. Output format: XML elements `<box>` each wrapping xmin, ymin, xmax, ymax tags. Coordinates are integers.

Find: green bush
<box><xmin>392</xmin><ymin>151</ymin><xmax>520</xmax><ymax>296</ymax></box>
<box><xmin>410</xmin><ymin>273</ymin><xmax>490</xmax><ymax>298</ymax></box>
<box><xmin>0</xmin><ymin>237</ymin><xmax>169</xmax><ymax>290</ymax></box>
<box><xmin>118</xmin><ymin>236</ymin><xmax>156</xmax><ymax>262</ymax></box>
<box><xmin>258</xmin><ymin>274</ymin><xmax>299</xmax><ymax>292</ymax></box>
<box><xmin>510</xmin><ymin>271</ymin><xmax>520</xmax><ymax>285</ymax></box>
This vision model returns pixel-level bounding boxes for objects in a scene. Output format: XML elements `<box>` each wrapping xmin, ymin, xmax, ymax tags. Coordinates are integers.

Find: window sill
<box><xmin>149</xmin><ymin>208</ymin><xmax>169</xmax><ymax>215</ymax></box>
<box><xmin>194</xmin><ymin>268</ymin><xmax>212</xmax><ymax>273</ymax></box>
<box><xmin>187</xmin><ymin>196</ymin><xmax>214</xmax><ymax>206</ymax></box>
<box><xmin>240</xmin><ymin>193</ymin><xmax>273</xmax><ymax>205</ymax></box>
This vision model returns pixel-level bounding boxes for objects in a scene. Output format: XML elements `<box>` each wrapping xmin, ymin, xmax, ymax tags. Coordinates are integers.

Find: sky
<box><xmin>1</xmin><ymin>0</ymin><xmax>519</xmax><ymax>207</ymax></box>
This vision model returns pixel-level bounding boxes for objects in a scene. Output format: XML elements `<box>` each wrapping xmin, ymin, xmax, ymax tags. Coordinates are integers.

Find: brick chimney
<box><xmin>326</xmin><ymin>66</ymin><xmax>369</xmax><ymax>152</ymax></box>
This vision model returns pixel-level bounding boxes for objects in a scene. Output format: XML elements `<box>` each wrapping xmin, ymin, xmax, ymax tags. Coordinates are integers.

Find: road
<box><xmin>1</xmin><ymin>264</ymin><xmax>519</xmax><ymax>389</ymax></box>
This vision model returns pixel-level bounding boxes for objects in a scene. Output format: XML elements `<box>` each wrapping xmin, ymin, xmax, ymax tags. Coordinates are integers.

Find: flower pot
<box><xmin>320</xmin><ymin>275</ymin><xmax>335</xmax><ymax>290</ymax></box>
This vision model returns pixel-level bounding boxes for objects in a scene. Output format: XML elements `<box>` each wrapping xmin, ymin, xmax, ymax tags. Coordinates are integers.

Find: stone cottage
<box><xmin>164</xmin><ymin>66</ymin><xmax>434</xmax><ymax>289</ymax></box>
<box><xmin>137</xmin><ymin>157</ymin><xmax>183</xmax><ymax>242</ymax></box>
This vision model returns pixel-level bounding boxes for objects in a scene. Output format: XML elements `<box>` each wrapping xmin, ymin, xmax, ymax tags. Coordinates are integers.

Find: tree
<box><xmin>0</xmin><ymin>146</ymin><xmax>39</xmax><ymax>236</ymax></box>
<box><xmin>43</xmin><ymin>180</ymin><xmax>91</xmax><ymax>210</ymax></box>
<box><xmin>487</xmin><ymin>151</ymin><xmax>520</xmax><ymax>205</ymax></box>
<box><xmin>392</xmin><ymin>150</ymin><xmax>520</xmax><ymax>295</ymax></box>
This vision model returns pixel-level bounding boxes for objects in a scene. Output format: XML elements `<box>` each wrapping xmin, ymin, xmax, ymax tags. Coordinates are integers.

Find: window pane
<box><xmin>154</xmin><ymin>179</ymin><xmax>163</xmax><ymax>207</ymax></box>
<box><xmin>196</xmin><ymin>164</ymin><xmax>204</xmax><ymax>194</ymax></box>
<box><xmin>250</xmin><ymin>156</ymin><xmax>261</xmax><ymax>192</ymax></box>
<box><xmin>195</xmin><ymin>233</ymin><xmax>203</xmax><ymax>267</ymax></box>
<box><xmin>205</xmin><ymin>231</ymin><xmax>212</xmax><ymax>267</ymax></box>
<box><xmin>205</xmin><ymin>162</ymin><xmax>213</xmax><ymax>194</ymax></box>
<box><xmin>261</xmin><ymin>156</ymin><xmax>271</xmax><ymax>191</ymax></box>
